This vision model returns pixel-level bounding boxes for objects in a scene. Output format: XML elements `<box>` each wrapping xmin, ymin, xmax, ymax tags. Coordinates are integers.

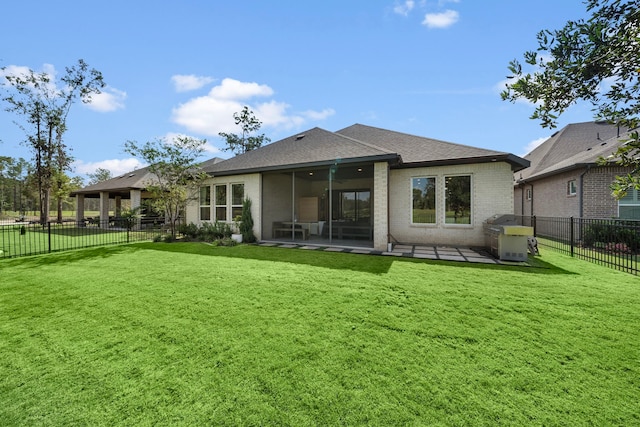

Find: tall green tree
<box><xmin>124</xmin><ymin>136</ymin><xmax>208</xmax><ymax>238</ymax></box>
<box><xmin>1</xmin><ymin>59</ymin><xmax>105</xmax><ymax>223</ymax></box>
<box><xmin>87</xmin><ymin>167</ymin><xmax>113</xmax><ymax>185</ymax></box>
<box><xmin>0</xmin><ymin>156</ymin><xmax>30</xmax><ymax>215</ymax></box>
<box><xmin>219</xmin><ymin>106</ymin><xmax>270</xmax><ymax>155</ymax></box>
<box><xmin>501</xmin><ymin>0</ymin><xmax>640</xmax><ymax>196</ymax></box>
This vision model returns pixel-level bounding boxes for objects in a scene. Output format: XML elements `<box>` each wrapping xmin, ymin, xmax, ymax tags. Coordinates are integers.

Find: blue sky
<box><xmin>1</xmin><ymin>1</ymin><xmax>594</xmax><ymax>180</ymax></box>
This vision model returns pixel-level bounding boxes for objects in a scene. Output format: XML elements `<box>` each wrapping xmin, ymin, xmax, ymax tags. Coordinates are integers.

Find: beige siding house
<box><xmin>187</xmin><ymin>124</ymin><xmax>529</xmax><ymax>251</ymax></box>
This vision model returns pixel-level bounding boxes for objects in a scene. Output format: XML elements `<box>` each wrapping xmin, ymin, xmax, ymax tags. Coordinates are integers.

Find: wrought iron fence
<box><xmin>516</xmin><ymin>215</ymin><xmax>640</xmax><ymax>275</ymax></box>
<box><xmin>0</xmin><ymin>218</ymin><xmax>168</xmax><ymax>259</ymax></box>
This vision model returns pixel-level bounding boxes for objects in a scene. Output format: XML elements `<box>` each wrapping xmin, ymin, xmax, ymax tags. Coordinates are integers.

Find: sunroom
<box><xmin>261</xmin><ymin>162</ymin><xmax>375</xmax><ymax>247</ymax></box>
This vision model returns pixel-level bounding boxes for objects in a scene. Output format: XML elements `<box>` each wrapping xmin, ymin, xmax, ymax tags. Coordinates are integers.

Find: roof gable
<box><xmin>518</xmin><ymin>121</ymin><xmax>628</xmax><ymax>181</ymax></box>
<box><xmin>72</xmin><ymin>157</ymin><xmax>225</xmax><ymax>195</ymax></box>
<box><xmin>203</xmin><ymin>127</ymin><xmax>398</xmax><ymax>175</ymax></box>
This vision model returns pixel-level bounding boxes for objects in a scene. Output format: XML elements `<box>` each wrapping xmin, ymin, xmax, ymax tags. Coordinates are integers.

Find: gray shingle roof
<box><xmin>203</xmin><ymin>127</ymin><xmax>399</xmax><ymax>175</ymax></box>
<box><xmin>71</xmin><ymin>157</ymin><xmax>225</xmax><ymax>196</ymax></box>
<box><xmin>337</xmin><ymin>124</ymin><xmax>528</xmax><ymax>169</ymax></box>
<box><xmin>71</xmin><ymin>166</ymin><xmax>156</xmax><ymax>195</ymax></box>
<box><xmin>204</xmin><ymin>124</ymin><xmax>528</xmax><ymax>175</ymax></box>
<box><xmin>517</xmin><ymin>121</ymin><xmax>628</xmax><ymax>182</ymax></box>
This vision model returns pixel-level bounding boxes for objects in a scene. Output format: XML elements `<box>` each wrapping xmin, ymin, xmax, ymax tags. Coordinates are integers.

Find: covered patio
<box><xmin>262</xmin><ymin>162</ymin><xmax>375</xmax><ymax>248</ymax></box>
<box><xmin>70</xmin><ymin>167</ymin><xmax>158</xmax><ymax>229</ymax></box>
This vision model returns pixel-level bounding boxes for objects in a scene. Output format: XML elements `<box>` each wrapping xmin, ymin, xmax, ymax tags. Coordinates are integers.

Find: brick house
<box><xmin>514</xmin><ymin>121</ymin><xmax>639</xmax><ymax>219</ymax></box>
<box><xmin>186</xmin><ymin>124</ymin><xmax>528</xmax><ymax>251</ymax></box>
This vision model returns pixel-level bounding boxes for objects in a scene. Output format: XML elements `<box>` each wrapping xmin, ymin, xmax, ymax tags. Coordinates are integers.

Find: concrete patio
<box><xmin>259</xmin><ymin>242</ymin><xmax>531</xmax><ymax>265</ymax></box>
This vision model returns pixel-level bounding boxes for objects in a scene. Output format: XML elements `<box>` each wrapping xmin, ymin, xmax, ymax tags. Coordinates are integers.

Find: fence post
<box><xmin>48</xmin><ymin>221</ymin><xmax>52</xmax><ymax>253</ymax></box>
<box><xmin>532</xmin><ymin>216</ymin><xmax>536</xmax><ymax>236</ymax></box>
<box><xmin>570</xmin><ymin>216</ymin><xmax>574</xmax><ymax>257</ymax></box>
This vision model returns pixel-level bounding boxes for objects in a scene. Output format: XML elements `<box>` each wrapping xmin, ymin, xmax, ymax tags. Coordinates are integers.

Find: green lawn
<box><xmin>0</xmin><ymin>223</ymin><xmax>161</xmax><ymax>258</ymax></box>
<box><xmin>1</xmin><ymin>243</ymin><xmax>638</xmax><ymax>425</ymax></box>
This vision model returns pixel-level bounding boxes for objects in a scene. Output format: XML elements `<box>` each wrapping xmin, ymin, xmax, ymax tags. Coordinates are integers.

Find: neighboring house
<box><xmin>514</xmin><ymin>121</ymin><xmax>638</xmax><ymax>219</ymax></box>
<box><xmin>186</xmin><ymin>124</ymin><xmax>528</xmax><ymax>251</ymax></box>
<box><xmin>71</xmin><ymin>158</ymin><xmax>224</xmax><ymax>225</ymax></box>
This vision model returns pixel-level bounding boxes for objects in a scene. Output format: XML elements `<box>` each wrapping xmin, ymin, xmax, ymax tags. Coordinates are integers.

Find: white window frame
<box><xmin>199</xmin><ymin>185</ymin><xmax>211</xmax><ymax>221</ymax></box>
<box><xmin>214</xmin><ymin>184</ymin><xmax>227</xmax><ymax>221</ymax></box>
<box><xmin>567</xmin><ymin>180</ymin><xmax>577</xmax><ymax>196</ymax></box>
<box><xmin>618</xmin><ymin>188</ymin><xmax>640</xmax><ymax>219</ymax></box>
<box><xmin>444</xmin><ymin>174</ymin><xmax>473</xmax><ymax>226</ymax></box>
<box><xmin>525</xmin><ymin>188</ymin><xmax>532</xmax><ymax>201</ymax></box>
<box><xmin>411</xmin><ymin>176</ymin><xmax>437</xmax><ymax>225</ymax></box>
<box><xmin>231</xmin><ymin>183</ymin><xmax>245</xmax><ymax>221</ymax></box>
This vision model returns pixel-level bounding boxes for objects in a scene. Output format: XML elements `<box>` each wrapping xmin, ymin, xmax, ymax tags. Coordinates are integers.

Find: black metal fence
<box><xmin>0</xmin><ymin>218</ymin><xmax>167</xmax><ymax>259</ymax></box>
<box><xmin>516</xmin><ymin>215</ymin><xmax>640</xmax><ymax>275</ymax></box>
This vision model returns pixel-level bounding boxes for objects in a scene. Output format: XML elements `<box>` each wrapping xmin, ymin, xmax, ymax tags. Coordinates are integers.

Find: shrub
<box><xmin>583</xmin><ymin>221</ymin><xmax>640</xmax><ymax>252</ymax></box>
<box><xmin>198</xmin><ymin>222</ymin><xmax>222</xmax><ymax>242</ymax></box>
<box><xmin>240</xmin><ymin>198</ymin><xmax>256</xmax><ymax>243</ymax></box>
<box><xmin>178</xmin><ymin>223</ymin><xmax>199</xmax><ymax>239</ymax></box>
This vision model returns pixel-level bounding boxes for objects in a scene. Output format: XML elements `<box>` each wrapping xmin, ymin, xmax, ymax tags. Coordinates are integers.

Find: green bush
<box><xmin>174</xmin><ymin>221</ymin><xmax>233</xmax><ymax>242</ymax></box>
<box><xmin>583</xmin><ymin>221</ymin><xmax>640</xmax><ymax>252</ymax></box>
<box><xmin>239</xmin><ymin>198</ymin><xmax>256</xmax><ymax>243</ymax></box>
<box><xmin>178</xmin><ymin>223</ymin><xmax>199</xmax><ymax>239</ymax></box>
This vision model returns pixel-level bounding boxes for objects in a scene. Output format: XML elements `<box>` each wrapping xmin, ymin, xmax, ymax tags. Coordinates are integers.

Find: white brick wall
<box><xmin>185</xmin><ymin>173</ymin><xmax>262</xmax><ymax>239</ymax></box>
<box><xmin>388</xmin><ymin>162</ymin><xmax>515</xmax><ymax>247</ymax></box>
<box><xmin>373</xmin><ymin>162</ymin><xmax>389</xmax><ymax>251</ymax></box>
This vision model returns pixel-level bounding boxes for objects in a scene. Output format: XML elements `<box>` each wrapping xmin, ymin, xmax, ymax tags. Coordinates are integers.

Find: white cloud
<box><xmin>394</xmin><ymin>0</ymin><xmax>415</xmax><ymax>16</ymax></box>
<box><xmin>171</xmin><ymin>74</ymin><xmax>216</xmax><ymax>92</ymax></box>
<box><xmin>0</xmin><ymin>64</ymin><xmax>31</xmax><ymax>81</ymax></box>
<box><xmin>209</xmin><ymin>78</ymin><xmax>274</xmax><ymax>100</ymax></box>
<box><xmin>301</xmin><ymin>108</ymin><xmax>337</xmax><ymax>121</ymax></box>
<box><xmin>171</xmin><ymin>78</ymin><xmax>335</xmax><ymax>136</ymax></box>
<box><xmin>521</xmin><ymin>136</ymin><xmax>549</xmax><ymax>157</ymax></box>
<box><xmin>1</xmin><ymin>64</ymin><xmax>125</xmax><ymax>112</ymax></box>
<box><xmin>0</xmin><ymin>63</ymin><xmax>57</xmax><ymax>95</ymax></box>
<box><xmin>422</xmin><ymin>9</ymin><xmax>459</xmax><ymax>28</ymax></box>
<box><xmin>74</xmin><ymin>158</ymin><xmax>146</xmax><ymax>177</ymax></box>
<box><xmin>86</xmin><ymin>86</ymin><xmax>127</xmax><ymax>112</ymax></box>
<box><xmin>161</xmin><ymin>132</ymin><xmax>222</xmax><ymax>155</ymax></box>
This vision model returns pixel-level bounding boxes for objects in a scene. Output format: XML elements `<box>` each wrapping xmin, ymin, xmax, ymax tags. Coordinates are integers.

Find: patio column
<box><xmin>373</xmin><ymin>162</ymin><xmax>389</xmax><ymax>251</ymax></box>
<box><xmin>76</xmin><ymin>194</ymin><xmax>85</xmax><ymax>224</ymax></box>
<box><xmin>130</xmin><ymin>189</ymin><xmax>142</xmax><ymax>230</ymax></box>
<box><xmin>100</xmin><ymin>191</ymin><xmax>110</xmax><ymax>229</ymax></box>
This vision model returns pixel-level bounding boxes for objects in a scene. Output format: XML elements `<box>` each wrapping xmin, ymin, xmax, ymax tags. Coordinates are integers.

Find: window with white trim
<box><xmin>412</xmin><ymin>177</ymin><xmax>436</xmax><ymax>224</ymax></box>
<box><xmin>445</xmin><ymin>175</ymin><xmax>471</xmax><ymax>224</ymax></box>
<box><xmin>619</xmin><ymin>189</ymin><xmax>640</xmax><ymax>219</ymax></box>
<box><xmin>215</xmin><ymin>184</ymin><xmax>227</xmax><ymax>221</ymax></box>
<box><xmin>199</xmin><ymin>186</ymin><xmax>211</xmax><ymax>221</ymax></box>
<box><xmin>231</xmin><ymin>183</ymin><xmax>244</xmax><ymax>220</ymax></box>
<box><xmin>567</xmin><ymin>180</ymin><xmax>577</xmax><ymax>196</ymax></box>
<box><xmin>526</xmin><ymin>188</ymin><xmax>532</xmax><ymax>201</ymax></box>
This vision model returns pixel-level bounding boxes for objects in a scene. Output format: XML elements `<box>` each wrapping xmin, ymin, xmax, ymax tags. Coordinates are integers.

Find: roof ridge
<box><xmin>333</xmin><ymin>132</ymin><xmax>396</xmax><ymax>155</ymax></box>
<box><xmin>339</xmin><ymin>123</ymin><xmax>508</xmax><ymax>155</ymax></box>
<box><xmin>527</xmin><ymin>125</ymin><xmax>570</xmax><ymax>175</ymax></box>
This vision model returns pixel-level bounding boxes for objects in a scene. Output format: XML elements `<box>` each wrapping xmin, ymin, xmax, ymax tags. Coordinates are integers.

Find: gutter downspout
<box><xmin>519</xmin><ymin>180</ymin><xmax>525</xmax><ymax>216</ymax></box>
<box><xmin>579</xmin><ymin>165</ymin><xmax>591</xmax><ymax>218</ymax></box>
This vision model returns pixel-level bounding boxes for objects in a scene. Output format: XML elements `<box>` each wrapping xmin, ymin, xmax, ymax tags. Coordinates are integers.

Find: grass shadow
<box><xmin>0</xmin><ymin>245</ymin><xmax>136</xmax><ymax>268</ymax></box>
<box><xmin>135</xmin><ymin>242</ymin><xmax>576</xmax><ymax>275</ymax></box>
<box><xmin>391</xmin><ymin>254</ymin><xmax>577</xmax><ymax>275</ymax></box>
<box><xmin>137</xmin><ymin>242</ymin><xmax>396</xmax><ymax>274</ymax></box>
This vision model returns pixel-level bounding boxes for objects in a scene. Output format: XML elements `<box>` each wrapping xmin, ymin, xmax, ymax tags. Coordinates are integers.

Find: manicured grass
<box><xmin>1</xmin><ymin>243</ymin><xmax>639</xmax><ymax>425</ymax></box>
<box><xmin>0</xmin><ymin>223</ymin><xmax>160</xmax><ymax>258</ymax></box>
